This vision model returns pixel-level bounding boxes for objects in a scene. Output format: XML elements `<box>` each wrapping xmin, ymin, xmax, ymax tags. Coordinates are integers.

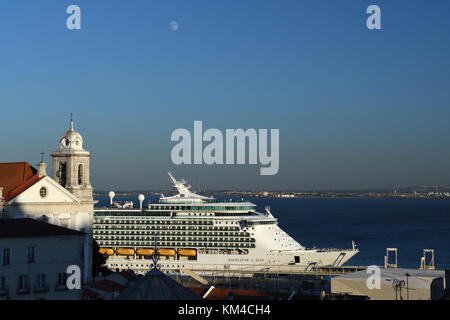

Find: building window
<box><xmin>2</xmin><ymin>248</ymin><xmax>11</xmax><ymax>265</ymax></box>
<box><xmin>78</xmin><ymin>164</ymin><xmax>83</xmax><ymax>185</ymax></box>
<box><xmin>0</xmin><ymin>277</ymin><xmax>6</xmax><ymax>294</ymax></box>
<box><xmin>57</xmin><ymin>162</ymin><xmax>67</xmax><ymax>187</ymax></box>
<box><xmin>17</xmin><ymin>275</ymin><xmax>29</xmax><ymax>294</ymax></box>
<box><xmin>34</xmin><ymin>274</ymin><xmax>48</xmax><ymax>292</ymax></box>
<box><xmin>56</xmin><ymin>273</ymin><xmax>68</xmax><ymax>290</ymax></box>
<box><xmin>39</xmin><ymin>187</ymin><xmax>47</xmax><ymax>198</ymax></box>
<box><xmin>27</xmin><ymin>247</ymin><xmax>35</xmax><ymax>263</ymax></box>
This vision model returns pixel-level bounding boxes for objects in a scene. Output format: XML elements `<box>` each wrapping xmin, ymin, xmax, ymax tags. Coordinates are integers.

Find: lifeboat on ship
<box><xmin>158</xmin><ymin>248</ymin><xmax>176</xmax><ymax>256</ymax></box>
<box><xmin>136</xmin><ymin>248</ymin><xmax>155</xmax><ymax>256</ymax></box>
<box><xmin>178</xmin><ymin>249</ymin><xmax>197</xmax><ymax>257</ymax></box>
<box><xmin>99</xmin><ymin>248</ymin><xmax>114</xmax><ymax>256</ymax></box>
<box><xmin>116</xmin><ymin>248</ymin><xmax>135</xmax><ymax>256</ymax></box>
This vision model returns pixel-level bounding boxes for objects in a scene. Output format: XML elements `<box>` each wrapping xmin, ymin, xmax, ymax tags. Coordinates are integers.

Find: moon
<box><xmin>169</xmin><ymin>21</ymin><xmax>179</xmax><ymax>31</ymax></box>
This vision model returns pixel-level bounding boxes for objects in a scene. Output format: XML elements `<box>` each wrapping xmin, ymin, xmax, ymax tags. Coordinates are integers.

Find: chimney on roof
<box><xmin>37</xmin><ymin>162</ymin><xmax>47</xmax><ymax>178</ymax></box>
<box><xmin>0</xmin><ymin>187</ymin><xmax>3</xmax><ymax>201</ymax></box>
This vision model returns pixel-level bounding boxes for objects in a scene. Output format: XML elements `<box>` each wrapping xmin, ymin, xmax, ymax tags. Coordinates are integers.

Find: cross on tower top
<box><xmin>69</xmin><ymin>113</ymin><xmax>74</xmax><ymax>131</ymax></box>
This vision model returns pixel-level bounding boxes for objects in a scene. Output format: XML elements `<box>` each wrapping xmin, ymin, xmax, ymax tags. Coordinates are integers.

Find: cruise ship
<box><xmin>93</xmin><ymin>173</ymin><xmax>358</xmax><ymax>275</ymax></box>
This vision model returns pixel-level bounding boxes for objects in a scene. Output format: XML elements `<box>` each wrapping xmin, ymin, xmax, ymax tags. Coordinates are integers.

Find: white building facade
<box><xmin>0</xmin><ymin>120</ymin><xmax>96</xmax><ymax>283</ymax></box>
<box><xmin>0</xmin><ymin>219</ymin><xmax>86</xmax><ymax>300</ymax></box>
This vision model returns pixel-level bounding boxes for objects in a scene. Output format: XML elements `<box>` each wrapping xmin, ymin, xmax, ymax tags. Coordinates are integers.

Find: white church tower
<box><xmin>51</xmin><ymin>119</ymin><xmax>95</xmax><ymax>282</ymax></box>
<box><xmin>51</xmin><ymin>119</ymin><xmax>93</xmax><ymax>202</ymax></box>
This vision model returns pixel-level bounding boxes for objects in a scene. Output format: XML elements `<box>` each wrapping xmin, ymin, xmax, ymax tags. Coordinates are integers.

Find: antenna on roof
<box><xmin>40</xmin><ymin>152</ymin><xmax>45</xmax><ymax>163</ymax></box>
<box><xmin>69</xmin><ymin>112</ymin><xmax>74</xmax><ymax>131</ymax></box>
<box><xmin>151</xmin><ymin>235</ymin><xmax>161</xmax><ymax>270</ymax></box>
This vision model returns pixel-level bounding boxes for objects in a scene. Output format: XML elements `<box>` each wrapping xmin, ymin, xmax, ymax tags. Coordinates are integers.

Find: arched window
<box><xmin>78</xmin><ymin>164</ymin><xmax>83</xmax><ymax>185</ymax></box>
<box><xmin>58</xmin><ymin>162</ymin><xmax>66</xmax><ymax>187</ymax></box>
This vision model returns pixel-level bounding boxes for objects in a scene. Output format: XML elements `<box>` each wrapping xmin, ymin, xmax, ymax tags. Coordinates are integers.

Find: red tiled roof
<box><xmin>83</xmin><ymin>288</ymin><xmax>102</xmax><ymax>300</ymax></box>
<box><xmin>83</xmin><ymin>272</ymin><xmax>142</xmax><ymax>300</ymax></box>
<box><xmin>6</xmin><ymin>174</ymin><xmax>43</xmax><ymax>201</ymax></box>
<box><xmin>119</xmin><ymin>270</ymin><xmax>141</xmax><ymax>282</ymax></box>
<box><xmin>0</xmin><ymin>162</ymin><xmax>39</xmax><ymax>201</ymax></box>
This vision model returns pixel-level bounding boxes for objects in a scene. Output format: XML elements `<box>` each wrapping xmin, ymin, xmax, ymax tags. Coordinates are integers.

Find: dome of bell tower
<box><xmin>59</xmin><ymin>120</ymin><xmax>84</xmax><ymax>150</ymax></box>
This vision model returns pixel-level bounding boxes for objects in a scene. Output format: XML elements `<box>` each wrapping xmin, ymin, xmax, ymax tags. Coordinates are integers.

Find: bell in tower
<box><xmin>51</xmin><ymin>118</ymin><xmax>93</xmax><ymax>202</ymax></box>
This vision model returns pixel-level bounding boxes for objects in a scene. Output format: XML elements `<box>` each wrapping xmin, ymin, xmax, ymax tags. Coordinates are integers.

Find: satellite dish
<box><xmin>108</xmin><ymin>191</ymin><xmax>115</xmax><ymax>205</ymax></box>
<box><xmin>138</xmin><ymin>194</ymin><xmax>145</xmax><ymax>209</ymax></box>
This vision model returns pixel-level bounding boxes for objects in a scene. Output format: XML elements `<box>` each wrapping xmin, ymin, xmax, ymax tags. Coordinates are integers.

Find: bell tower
<box><xmin>51</xmin><ymin>118</ymin><xmax>93</xmax><ymax>202</ymax></box>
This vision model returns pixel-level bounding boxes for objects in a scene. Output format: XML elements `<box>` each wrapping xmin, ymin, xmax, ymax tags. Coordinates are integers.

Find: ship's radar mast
<box><xmin>168</xmin><ymin>172</ymin><xmax>193</xmax><ymax>197</ymax></box>
<box><xmin>265</xmin><ymin>205</ymin><xmax>274</xmax><ymax>218</ymax></box>
<box><xmin>161</xmin><ymin>173</ymin><xmax>211</xmax><ymax>202</ymax></box>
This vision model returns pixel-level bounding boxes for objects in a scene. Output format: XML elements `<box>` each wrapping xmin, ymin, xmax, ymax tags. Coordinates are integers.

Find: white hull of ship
<box><xmin>105</xmin><ymin>248</ymin><xmax>358</xmax><ymax>275</ymax></box>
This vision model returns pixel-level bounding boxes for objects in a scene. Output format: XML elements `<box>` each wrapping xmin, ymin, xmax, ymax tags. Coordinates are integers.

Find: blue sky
<box><xmin>1</xmin><ymin>1</ymin><xmax>450</xmax><ymax>191</ymax></box>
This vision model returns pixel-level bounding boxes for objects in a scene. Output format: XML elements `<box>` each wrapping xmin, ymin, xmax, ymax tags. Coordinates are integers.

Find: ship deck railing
<box><xmin>182</xmin><ymin>265</ymin><xmax>367</xmax><ymax>277</ymax></box>
<box><xmin>148</xmin><ymin>199</ymin><xmax>250</xmax><ymax>204</ymax></box>
<box><xmin>315</xmin><ymin>248</ymin><xmax>357</xmax><ymax>252</ymax></box>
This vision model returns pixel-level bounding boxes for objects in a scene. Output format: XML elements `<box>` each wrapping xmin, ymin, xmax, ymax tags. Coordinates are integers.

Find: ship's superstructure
<box><xmin>93</xmin><ymin>173</ymin><xmax>358</xmax><ymax>275</ymax></box>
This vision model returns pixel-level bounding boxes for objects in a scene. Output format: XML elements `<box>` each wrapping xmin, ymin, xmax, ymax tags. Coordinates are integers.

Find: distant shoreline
<box><xmin>94</xmin><ymin>190</ymin><xmax>450</xmax><ymax>199</ymax></box>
